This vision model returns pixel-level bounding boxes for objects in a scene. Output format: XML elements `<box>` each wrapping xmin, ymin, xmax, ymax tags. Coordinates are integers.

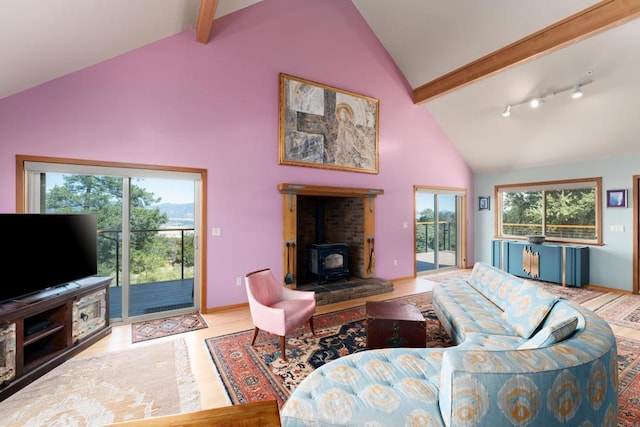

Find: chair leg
<box><xmin>251</xmin><ymin>327</ymin><xmax>260</xmax><ymax>345</ymax></box>
<box><xmin>309</xmin><ymin>317</ymin><xmax>315</xmax><ymax>335</ymax></box>
<box><xmin>280</xmin><ymin>335</ymin><xmax>287</xmax><ymax>361</ymax></box>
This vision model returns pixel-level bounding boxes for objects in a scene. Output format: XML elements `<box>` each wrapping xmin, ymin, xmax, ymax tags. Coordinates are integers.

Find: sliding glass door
<box><xmin>415</xmin><ymin>187</ymin><xmax>463</xmax><ymax>274</ymax></box>
<box><xmin>125</xmin><ymin>177</ymin><xmax>196</xmax><ymax>317</ymax></box>
<box><xmin>23</xmin><ymin>161</ymin><xmax>202</xmax><ymax>324</ymax></box>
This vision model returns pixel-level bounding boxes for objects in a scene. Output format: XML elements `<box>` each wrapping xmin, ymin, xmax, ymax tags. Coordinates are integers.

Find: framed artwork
<box><xmin>279</xmin><ymin>73</ymin><xmax>379</xmax><ymax>174</ymax></box>
<box><xmin>607</xmin><ymin>189</ymin><xmax>627</xmax><ymax>208</ymax></box>
<box><xmin>478</xmin><ymin>196</ymin><xmax>490</xmax><ymax>211</ymax></box>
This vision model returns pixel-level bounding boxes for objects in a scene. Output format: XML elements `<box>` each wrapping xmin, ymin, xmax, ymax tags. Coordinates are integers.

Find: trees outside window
<box><xmin>497</xmin><ymin>178</ymin><xmax>601</xmax><ymax>244</ymax></box>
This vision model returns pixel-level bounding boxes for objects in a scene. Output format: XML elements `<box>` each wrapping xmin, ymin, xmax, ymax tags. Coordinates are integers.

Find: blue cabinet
<box><xmin>492</xmin><ymin>240</ymin><xmax>589</xmax><ymax>287</ymax></box>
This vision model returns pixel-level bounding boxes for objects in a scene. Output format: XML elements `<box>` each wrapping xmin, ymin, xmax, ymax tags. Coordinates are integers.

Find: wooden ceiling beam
<box><xmin>196</xmin><ymin>0</ymin><xmax>219</xmax><ymax>44</ymax></box>
<box><xmin>412</xmin><ymin>0</ymin><xmax>640</xmax><ymax>104</ymax></box>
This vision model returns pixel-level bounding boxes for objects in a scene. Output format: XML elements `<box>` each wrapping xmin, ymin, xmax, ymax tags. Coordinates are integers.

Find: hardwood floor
<box><xmin>81</xmin><ymin>276</ymin><xmax>434</xmax><ymax>410</ymax></box>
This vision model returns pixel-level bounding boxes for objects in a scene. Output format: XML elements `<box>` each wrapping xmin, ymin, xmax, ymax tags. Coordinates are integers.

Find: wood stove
<box><xmin>308</xmin><ymin>243</ymin><xmax>349</xmax><ymax>284</ymax></box>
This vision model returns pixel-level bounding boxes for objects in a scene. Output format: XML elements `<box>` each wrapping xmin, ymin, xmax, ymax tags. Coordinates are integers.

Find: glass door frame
<box><xmin>414</xmin><ymin>185</ymin><xmax>467</xmax><ymax>276</ymax></box>
<box><xmin>16</xmin><ymin>155</ymin><xmax>207</xmax><ymax>324</ymax></box>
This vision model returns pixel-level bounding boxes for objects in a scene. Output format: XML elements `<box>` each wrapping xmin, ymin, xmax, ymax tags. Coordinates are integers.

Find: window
<box><xmin>17</xmin><ymin>155</ymin><xmax>206</xmax><ymax>322</ymax></box>
<box><xmin>496</xmin><ymin>178</ymin><xmax>602</xmax><ymax>245</ymax></box>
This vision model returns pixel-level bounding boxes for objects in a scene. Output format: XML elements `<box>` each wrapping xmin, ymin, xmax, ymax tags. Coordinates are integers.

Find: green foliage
<box><xmin>415</xmin><ymin>208</ymin><xmax>457</xmax><ymax>253</ymax></box>
<box><xmin>501</xmin><ymin>188</ymin><xmax>596</xmax><ymax>239</ymax></box>
<box><xmin>46</xmin><ymin>175</ymin><xmax>193</xmax><ymax>285</ymax></box>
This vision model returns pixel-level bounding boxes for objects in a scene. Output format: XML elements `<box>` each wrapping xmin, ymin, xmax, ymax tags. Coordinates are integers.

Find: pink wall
<box><xmin>0</xmin><ymin>0</ymin><xmax>473</xmax><ymax>309</ymax></box>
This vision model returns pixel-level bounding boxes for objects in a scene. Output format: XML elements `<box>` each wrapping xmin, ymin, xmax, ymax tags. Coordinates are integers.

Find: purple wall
<box><xmin>0</xmin><ymin>0</ymin><xmax>473</xmax><ymax>309</ymax></box>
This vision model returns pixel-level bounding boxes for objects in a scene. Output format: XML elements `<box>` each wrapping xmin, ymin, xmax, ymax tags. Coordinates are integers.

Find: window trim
<box><xmin>15</xmin><ymin>154</ymin><xmax>210</xmax><ymax>314</ymax></box>
<box><xmin>494</xmin><ymin>177</ymin><xmax>602</xmax><ymax>246</ymax></box>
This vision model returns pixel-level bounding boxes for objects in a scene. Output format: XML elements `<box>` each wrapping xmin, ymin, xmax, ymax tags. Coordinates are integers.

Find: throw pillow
<box><xmin>517</xmin><ymin>316</ymin><xmax>579</xmax><ymax>350</ymax></box>
<box><xmin>501</xmin><ymin>283</ymin><xmax>558</xmax><ymax>338</ymax></box>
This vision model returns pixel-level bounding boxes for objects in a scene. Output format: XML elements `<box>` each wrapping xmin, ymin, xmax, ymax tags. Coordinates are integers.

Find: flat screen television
<box><xmin>0</xmin><ymin>213</ymin><xmax>98</xmax><ymax>304</ymax></box>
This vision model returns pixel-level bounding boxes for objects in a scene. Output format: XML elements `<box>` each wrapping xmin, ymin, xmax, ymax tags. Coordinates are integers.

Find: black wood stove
<box><xmin>307</xmin><ymin>243</ymin><xmax>349</xmax><ymax>284</ymax></box>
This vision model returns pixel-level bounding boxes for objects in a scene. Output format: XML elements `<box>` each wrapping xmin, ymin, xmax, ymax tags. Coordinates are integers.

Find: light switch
<box><xmin>610</xmin><ymin>225</ymin><xmax>624</xmax><ymax>232</ymax></box>
<box><xmin>212</xmin><ymin>227</ymin><xmax>221</xmax><ymax>236</ymax></box>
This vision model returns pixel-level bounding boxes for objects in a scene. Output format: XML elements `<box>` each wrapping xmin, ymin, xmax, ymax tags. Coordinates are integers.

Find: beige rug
<box><xmin>594</xmin><ymin>293</ymin><xmax>640</xmax><ymax>328</ymax></box>
<box><xmin>0</xmin><ymin>338</ymin><xmax>200</xmax><ymax>427</ymax></box>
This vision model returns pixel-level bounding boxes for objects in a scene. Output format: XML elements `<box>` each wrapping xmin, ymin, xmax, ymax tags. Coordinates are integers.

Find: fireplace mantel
<box><xmin>278</xmin><ymin>183</ymin><xmax>383</xmax><ymax>287</ymax></box>
<box><xmin>278</xmin><ymin>183</ymin><xmax>384</xmax><ymax>197</ymax></box>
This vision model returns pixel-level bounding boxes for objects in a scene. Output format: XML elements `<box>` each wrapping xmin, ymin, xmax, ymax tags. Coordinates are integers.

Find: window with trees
<box><xmin>19</xmin><ymin>156</ymin><xmax>204</xmax><ymax>321</ymax></box>
<box><xmin>496</xmin><ymin>177</ymin><xmax>602</xmax><ymax>245</ymax></box>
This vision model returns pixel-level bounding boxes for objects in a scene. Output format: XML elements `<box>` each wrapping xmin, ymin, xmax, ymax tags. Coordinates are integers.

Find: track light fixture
<box><xmin>530</xmin><ymin>98</ymin><xmax>543</xmax><ymax>108</ymax></box>
<box><xmin>572</xmin><ymin>84</ymin><xmax>583</xmax><ymax>99</ymax></box>
<box><xmin>501</xmin><ymin>79</ymin><xmax>592</xmax><ymax>117</ymax></box>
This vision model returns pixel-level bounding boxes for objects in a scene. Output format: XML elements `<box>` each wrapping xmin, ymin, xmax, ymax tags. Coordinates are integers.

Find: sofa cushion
<box><xmin>456</xmin><ymin>332</ymin><xmax>524</xmax><ymax>351</ymax></box>
<box><xmin>433</xmin><ymin>281</ymin><xmax>519</xmax><ymax>344</ymax></box>
<box><xmin>517</xmin><ymin>316</ymin><xmax>579</xmax><ymax>349</ymax></box>
<box><xmin>541</xmin><ymin>299</ymin><xmax>585</xmax><ymax>331</ymax></box>
<box><xmin>280</xmin><ymin>348</ymin><xmax>447</xmax><ymax>426</ymax></box>
<box><xmin>467</xmin><ymin>262</ymin><xmax>524</xmax><ymax>311</ymax></box>
<box><xmin>501</xmin><ymin>282</ymin><xmax>558</xmax><ymax>338</ymax></box>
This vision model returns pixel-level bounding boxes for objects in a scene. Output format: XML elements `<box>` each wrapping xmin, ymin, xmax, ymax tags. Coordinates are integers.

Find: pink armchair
<box><xmin>245</xmin><ymin>268</ymin><xmax>316</xmax><ymax>361</ymax></box>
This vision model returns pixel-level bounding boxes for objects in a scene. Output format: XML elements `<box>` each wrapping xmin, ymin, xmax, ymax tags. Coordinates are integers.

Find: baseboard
<box><xmin>584</xmin><ymin>283</ymin><xmax>634</xmax><ymax>294</ymax></box>
<box><xmin>203</xmin><ymin>302</ymin><xmax>249</xmax><ymax>314</ymax></box>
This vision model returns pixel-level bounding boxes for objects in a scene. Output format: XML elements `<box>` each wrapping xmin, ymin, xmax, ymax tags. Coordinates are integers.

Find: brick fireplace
<box><xmin>297</xmin><ymin>196</ymin><xmax>366</xmax><ymax>283</ymax></box>
<box><xmin>278</xmin><ymin>184</ymin><xmax>383</xmax><ymax>288</ymax></box>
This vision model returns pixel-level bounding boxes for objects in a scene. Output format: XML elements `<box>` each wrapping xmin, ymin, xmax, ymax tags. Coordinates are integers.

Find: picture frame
<box><xmin>607</xmin><ymin>189</ymin><xmax>627</xmax><ymax>208</ymax></box>
<box><xmin>279</xmin><ymin>73</ymin><xmax>379</xmax><ymax>174</ymax></box>
<box><xmin>479</xmin><ymin>196</ymin><xmax>490</xmax><ymax>211</ymax></box>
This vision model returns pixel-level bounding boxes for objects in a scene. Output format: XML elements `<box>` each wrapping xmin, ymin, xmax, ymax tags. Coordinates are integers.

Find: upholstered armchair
<box><xmin>245</xmin><ymin>268</ymin><xmax>316</xmax><ymax>361</ymax></box>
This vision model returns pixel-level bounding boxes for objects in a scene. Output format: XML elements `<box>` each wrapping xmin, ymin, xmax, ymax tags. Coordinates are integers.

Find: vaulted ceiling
<box><xmin>2</xmin><ymin>0</ymin><xmax>639</xmax><ymax>173</ymax></box>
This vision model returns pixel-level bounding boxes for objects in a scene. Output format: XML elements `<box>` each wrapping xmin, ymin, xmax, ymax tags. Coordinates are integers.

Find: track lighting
<box><xmin>501</xmin><ymin>79</ymin><xmax>592</xmax><ymax>117</ymax></box>
<box><xmin>572</xmin><ymin>84</ymin><xmax>583</xmax><ymax>99</ymax></box>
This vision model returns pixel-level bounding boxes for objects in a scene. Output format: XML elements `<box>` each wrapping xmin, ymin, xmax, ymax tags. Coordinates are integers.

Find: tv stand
<box><xmin>0</xmin><ymin>276</ymin><xmax>111</xmax><ymax>401</ymax></box>
<box><xmin>16</xmin><ymin>282</ymin><xmax>82</xmax><ymax>304</ymax></box>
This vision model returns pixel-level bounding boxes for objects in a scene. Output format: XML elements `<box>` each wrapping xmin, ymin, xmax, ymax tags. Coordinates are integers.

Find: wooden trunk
<box><xmin>365</xmin><ymin>301</ymin><xmax>426</xmax><ymax>349</ymax></box>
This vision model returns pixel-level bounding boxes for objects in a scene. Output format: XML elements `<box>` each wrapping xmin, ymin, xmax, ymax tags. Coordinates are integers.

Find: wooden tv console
<box><xmin>0</xmin><ymin>276</ymin><xmax>111</xmax><ymax>401</ymax></box>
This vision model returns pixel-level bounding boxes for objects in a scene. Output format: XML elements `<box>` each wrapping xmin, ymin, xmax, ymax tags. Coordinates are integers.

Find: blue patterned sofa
<box><xmin>281</xmin><ymin>262</ymin><xmax>618</xmax><ymax>426</ymax></box>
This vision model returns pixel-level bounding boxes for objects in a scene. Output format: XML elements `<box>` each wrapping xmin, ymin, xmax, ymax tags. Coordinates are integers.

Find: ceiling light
<box><xmin>501</xmin><ymin>79</ymin><xmax>592</xmax><ymax>117</ymax></box>
<box><xmin>572</xmin><ymin>84</ymin><xmax>583</xmax><ymax>99</ymax></box>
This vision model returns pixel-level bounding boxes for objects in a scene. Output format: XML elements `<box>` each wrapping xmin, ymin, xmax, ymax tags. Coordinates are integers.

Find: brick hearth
<box><xmin>296</xmin><ymin>277</ymin><xmax>394</xmax><ymax>305</ymax></box>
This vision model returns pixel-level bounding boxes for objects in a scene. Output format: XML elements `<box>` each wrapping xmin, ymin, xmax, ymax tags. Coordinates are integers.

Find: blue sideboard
<box><xmin>491</xmin><ymin>240</ymin><xmax>589</xmax><ymax>287</ymax></box>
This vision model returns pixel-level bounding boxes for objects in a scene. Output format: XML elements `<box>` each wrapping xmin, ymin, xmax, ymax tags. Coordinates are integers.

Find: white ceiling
<box><xmin>2</xmin><ymin>0</ymin><xmax>638</xmax><ymax>173</ymax></box>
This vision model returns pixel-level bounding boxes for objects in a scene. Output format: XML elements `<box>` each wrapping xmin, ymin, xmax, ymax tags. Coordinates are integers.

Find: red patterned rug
<box><xmin>617</xmin><ymin>336</ymin><xmax>640</xmax><ymax>426</ymax></box>
<box><xmin>204</xmin><ymin>292</ymin><xmax>447</xmax><ymax>408</ymax></box>
<box><xmin>205</xmin><ymin>289</ymin><xmax>640</xmax><ymax>425</ymax></box>
<box><xmin>131</xmin><ymin>312</ymin><xmax>208</xmax><ymax>343</ymax></box>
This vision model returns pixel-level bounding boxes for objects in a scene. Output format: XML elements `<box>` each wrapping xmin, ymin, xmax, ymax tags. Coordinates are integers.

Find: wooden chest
<box><xmin>365</xmin><ymin>301</ymin><xmax>426</xmax><ymax>349</ymax></box>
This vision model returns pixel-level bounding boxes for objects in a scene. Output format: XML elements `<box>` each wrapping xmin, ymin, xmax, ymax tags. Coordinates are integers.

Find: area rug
<box><xmin>594</xmin><ymin>293</ymin><xmax>640</xmax><ymax>329</ymax></box>
<box><xmin>616</xmin><ymin>335</ymin><xmax>640</xmax><ymax>426</ymax></box>
<box><xmin>423</xmin><ymin>268</ymin><xmax>472</xmax><ymax>283</ymax></box>
<box><xmin>206</xmin><ymin>289</ymin><xmax>640</xmax><ymax>425</ymax></box>
<box><xmin>0</xmin><ymin>338</ymin><xmax>200</xmax><ymax>427</ymax></box>
<box><xmin>132</xmin><ymin>312</ymin><xmax>208</xmax><ymax>343</ymax></box>
<box><xmin>205</xmin><ymin>292</ymin><xmax>449</xmax><ymax>408</ymax></box>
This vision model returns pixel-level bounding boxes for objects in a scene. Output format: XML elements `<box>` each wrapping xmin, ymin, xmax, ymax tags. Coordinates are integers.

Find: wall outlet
<box><xmin>610</xmin><ymin>224</ymin><xmax>625</xmax><ymax>232</ymax></box>
<box><xmin>211</xmin><ymin>227</ymin><xmax>221</xmax><ymax>236</ymax></box>
<box><xmin>236</xmin><ymin>277</ymin><xmax>242</xmax><ymax>286</ymax></box>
